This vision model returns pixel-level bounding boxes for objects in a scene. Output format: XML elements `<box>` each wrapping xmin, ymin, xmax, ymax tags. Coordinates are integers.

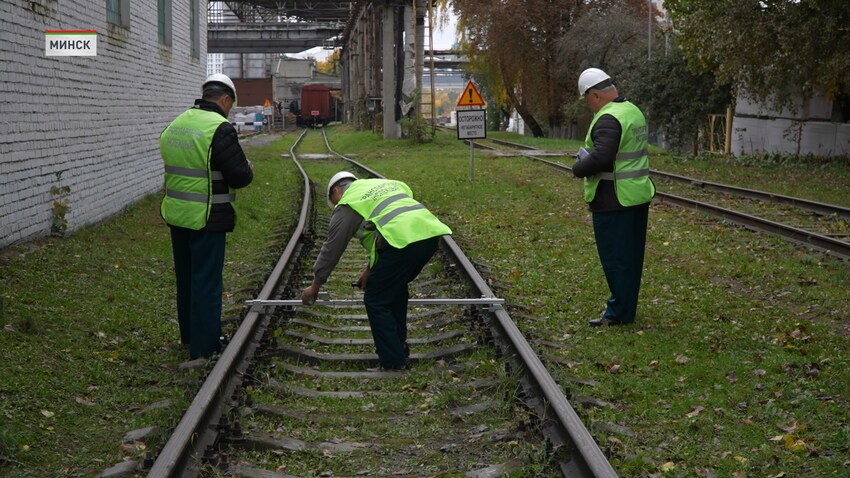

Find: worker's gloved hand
<box><xmin>355</xmin><ymin>267</ymin><xmax>370</xmax><ymax>290</ymax></box>
<box><xmin>301</xmin><ymin>283</ymin><xmax>320</xmax><ymax>305</ymax></box>
<box><xmin>575</xmin><ymin>147</ymin><xmax>590</xmax><ymax>162</ymax></box>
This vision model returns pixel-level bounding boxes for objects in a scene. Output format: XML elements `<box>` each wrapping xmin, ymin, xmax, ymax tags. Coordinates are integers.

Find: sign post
<box><xmin>456</xmin><ymin>81</ymin><xmax>487</xmax><ymax>180</ymax></box>
<box><xmin>263</xmin><ymin>99</ymin><xmax>272</xmax><ymax>132</ymax></box>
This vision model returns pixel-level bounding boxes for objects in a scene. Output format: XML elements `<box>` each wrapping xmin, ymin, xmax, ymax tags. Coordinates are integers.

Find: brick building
<box><xmin>0</xmin><ymin>1</ymin><xmax>208</xmax><ymax>247</ymax></box>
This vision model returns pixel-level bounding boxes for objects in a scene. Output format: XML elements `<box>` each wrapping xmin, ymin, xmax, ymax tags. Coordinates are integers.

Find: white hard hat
<box><xmin>202</xmin><ymin>73</ymin><xmax>238</xmax><ymax>106</ymax></box>
<box><xmin>578</xmin><ymin>68</ymin><xmax>611</xmax><ymax>97</ymax></box>
<box><xmin>326</xmin><ymin>171</ymin><xmax>357</xmax><ymax>208</ymax></box>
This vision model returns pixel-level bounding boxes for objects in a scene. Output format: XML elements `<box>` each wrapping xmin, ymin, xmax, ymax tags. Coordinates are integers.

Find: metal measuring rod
<box><xmin>246</xmin><ymin>297</ymin><xmax>505</xmax><ymax>312</ymax></box>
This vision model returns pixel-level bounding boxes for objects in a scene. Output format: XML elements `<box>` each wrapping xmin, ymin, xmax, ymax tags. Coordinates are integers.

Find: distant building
<box><xmin>732</xmin><ymin>92</ymin><xmax>850</xmax><ymax>157</ymax></box>
<box><xmin>208</xmin><ymin>53</ymin><xmax>224</xmax><ymax>75</ymax></box>
<box><xmin>273</xmin><ymin>56</ymin><xmax>341</xmax><ymax>108</ymax></box>
<box><xmin>0</xmin><ymin>1</ymin><xmax>207</xmax><ymax>247</ymax></box>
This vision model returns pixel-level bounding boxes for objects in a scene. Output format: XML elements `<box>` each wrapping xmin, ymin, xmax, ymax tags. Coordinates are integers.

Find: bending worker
<box><xmin>160</xmin><ymin>74</ymin><xmax>254</xmax><ymax>358</ymax></box>
<box><xmin>572</xmin><ymin>68</ymin><xmax>655</xmax><ymax>327</ymax></box>
<box><xmin>301</xmin><ymin>172</ymin><xmax>452</xmax><ymax>371</ymax></box>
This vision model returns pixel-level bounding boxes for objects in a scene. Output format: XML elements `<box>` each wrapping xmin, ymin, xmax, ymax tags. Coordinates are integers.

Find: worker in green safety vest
<box><xmin>301</xmin><ymin>172</ymin><xmax>452</xmax><ymax>371</ymax></box>
<box><xmin>160</xmin><ymin>74</ymin><xmax>254</xmax><ymax>359</ymax></box>
<box><xmin>572</xmin><ymin>68</ymin><xmax>655</xmax><ymax>327</ymax></box>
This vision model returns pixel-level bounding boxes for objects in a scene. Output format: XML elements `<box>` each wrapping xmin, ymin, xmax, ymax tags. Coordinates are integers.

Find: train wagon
<box><xmin>298</xmin><ymin>84</ymin><xmax>335</xmax><ymax>127</ymax></box>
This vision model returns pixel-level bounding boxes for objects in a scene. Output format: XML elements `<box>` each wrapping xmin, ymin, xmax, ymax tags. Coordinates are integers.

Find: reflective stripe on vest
<box><xmin>596</xmin><ymin>168</ymin><xmax>650</xmax><ymax>181</ymax></box>
<box><xmin>367</xmin><ymin>192</ymin><xmax>428</xmax><ymax>227</ymax></box>
<box><xmin>338</xmin><ymin>179</ymin><xmax>452</xmax><ymax>266</ymax></box>
<box><xmin>165</xmin><ymin>189</ymin><xmax>236</xmax><ymax>204</ymax></box>
<box><xmin>164</xmin><ymin>165</ymin><xmax>224</xmax><ymax>180</ymax></box>
<box><xmin>583</xmin><ymin>101</ymin><xmax>655</xmax><ymax>206</ymax></box>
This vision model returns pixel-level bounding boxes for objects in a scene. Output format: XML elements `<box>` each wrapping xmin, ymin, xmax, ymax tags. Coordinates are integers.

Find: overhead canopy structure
<box><xmin>208</xmin><ymin>22</ymin><xmax>344</xmax><ymax>53</ymax></box>
<box><xmin>209</xmin><ymin>0</ymin><xmax>467</xmax><ymax>139</ymax></box>
<box><xmin>213</xmin><ymin>0</ymin><xmax>352</xmax><ymax>23</ymax></box>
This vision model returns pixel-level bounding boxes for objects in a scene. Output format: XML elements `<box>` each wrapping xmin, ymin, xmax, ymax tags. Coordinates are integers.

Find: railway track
<box><xmin>145</xmin><ymin>129</ymin><xmax>618</xmax><ymax>477</ymax></box>
<box><xmin>461</xmin><ymin>133</ymin><xmax>850</xmax><ymax>261</ymax></box>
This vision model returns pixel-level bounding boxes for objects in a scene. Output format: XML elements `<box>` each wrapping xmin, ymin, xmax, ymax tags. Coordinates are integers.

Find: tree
<box><xmin>452</xmin><ymin>0</ymin><xmax>582</xmax><ymax>137</ymax></box>
<box><xmin>558</xmin><ymin>0</ymin><xmax>649</xmax><ymax>80</ymax></box>
<box><xmin>316</xmin><ymin>49</ymin><xmax>342</xmax><ymax>76</ymax></box>
<box><xmin>556</xmin><ymin>0</ymin><xmax>652</xmax><ymax>137</ymax></box>
<box><xmin>628</xmin><ymin>42</ymin><xmax>733</xmax><ymax>151</ymax></box>
<box><xmin>665</xmin><ymin>0</ymin><xmax>850</xmax><ymax>112</ymax></box>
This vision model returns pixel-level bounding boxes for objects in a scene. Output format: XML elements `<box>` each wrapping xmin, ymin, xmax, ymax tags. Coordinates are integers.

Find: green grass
<box><xmin>2</xmin><ymin>125</ymin><xmax>848</xmax><ymax>477</ymax></box>
<box><xmin>0</xmin><ymin>133</ymin><xmax>301</xmax><ymax>477</ymax></box>
<box><xmin>319</xmin><ymin>124</ymin><xmax>850</xmax><ymax>477</ymax></box>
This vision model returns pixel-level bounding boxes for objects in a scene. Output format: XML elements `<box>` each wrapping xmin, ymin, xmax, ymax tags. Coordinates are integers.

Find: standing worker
<box><xmin>301</xmin><ymin>173</ymin><xmax>452</xmax><ymax>371</ymax></box>
<box><xmin>160</xmin><ymin>74</ymin><xmax>254</xmax><ymax>358</ymax></box>
<box><xmin>572</xmin><ymin>68</ymin><xmax>655</xmax><ymax>327</ymax></box>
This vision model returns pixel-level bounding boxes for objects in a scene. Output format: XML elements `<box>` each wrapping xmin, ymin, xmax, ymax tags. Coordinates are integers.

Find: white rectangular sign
<box><xmin>45</xmin><ymin>30</ymin><xmax>97</xmax><ymax>57</ymax></box>
<box><xmin>456</xmin><ymin>109</ymin><xmax>487</xmax><ymax>140</ymax></box>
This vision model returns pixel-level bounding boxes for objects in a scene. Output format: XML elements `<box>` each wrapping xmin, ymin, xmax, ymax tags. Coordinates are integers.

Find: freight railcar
<box><xmin>297</xmin><ymin>84</ymin><xmax>338</xmax><ymax>127</ymax></box>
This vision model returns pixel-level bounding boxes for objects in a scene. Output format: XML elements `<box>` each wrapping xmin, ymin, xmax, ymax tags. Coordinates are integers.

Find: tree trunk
<box><xmin>501</xmin><ymin>65</ymin><xmax>545</xmax><ymax>137</ymax></box>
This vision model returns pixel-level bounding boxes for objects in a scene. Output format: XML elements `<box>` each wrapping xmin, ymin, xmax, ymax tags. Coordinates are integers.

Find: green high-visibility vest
<box><xmin>160</xmin><ymin>109</ymin><xmax>236</xmax><ymax>230</ymax></box>
<box><xmin>337</xmin><ymin>179</ymin><xmax>452</xmax><ymax>266</ymax></box>
<box><xmin>583</xmin><ymin>101</ymin><xmax>655</xmax><ymax>206</ymax></box>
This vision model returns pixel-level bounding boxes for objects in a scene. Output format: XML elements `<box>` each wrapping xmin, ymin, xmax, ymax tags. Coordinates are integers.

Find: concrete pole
<box><xmin>383</xmin><ymin>6</ymin><xmax>400</xmax><ymax>138</ymax></box>
<box><xmin>414</xmin><ymin>0</ymin><xmax>425</xmax><ymax>117</ymax></box>
<box><xmin>401</xmin><ymin>3</ymin><xmax>416</xmax><ymax>118</ymax></box>
<box><xmin>361</xmin><ymin>10</ymin><xmax>369</xmax><ymax>110</ymax></box>
<box><xmin>369</xmin><ymin>9</ymin><xmax>376</xmax><ymax>125</ymax></box>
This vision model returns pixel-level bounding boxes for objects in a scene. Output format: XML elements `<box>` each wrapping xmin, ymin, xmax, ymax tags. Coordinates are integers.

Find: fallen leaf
<box><xmin>660</xmin><ymin>462</ymin><xmax>675</xmax><ymax>471</ymax></box>
<box><xmin>783</xmin><ymin>435</ymin><xmax>807</xmax><ymax>452</ymax></box>
<box><xmin>676</xmin><ymin>355</ymin><xmax>689</xmax><ymax>364</ymax></box>
<box><xmin>686</xmin><ymin>406</ymin><xmax>705</xmax><ymax>418</ymax></box>
<box><xmin>40</xmin><ymin>410</ymin><xmax>54</xmax><ymax>418</ymax></box>
<box><xmin>778</xmin><ymin>421</ymin><xmax>799</xmax><ymax>433</ymax></box>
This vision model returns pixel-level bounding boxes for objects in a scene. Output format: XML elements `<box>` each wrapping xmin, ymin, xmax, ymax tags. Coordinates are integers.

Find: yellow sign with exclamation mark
<box><xmin>456</xmin><ymin>80</ymin><xmax>486</xmax><ymax>107</ymax></box>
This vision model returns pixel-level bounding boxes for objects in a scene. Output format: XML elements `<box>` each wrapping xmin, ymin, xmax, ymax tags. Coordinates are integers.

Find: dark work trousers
<box><xmin>169</xmin><ymin>226</ymin><xmax>226</xmax><ymax>359</ymax></box>
<box><xmin>591</xmin><ymin>204</ymin><xmax>649</xmax><ymax>324</ymax></box>
<box><xmin>363</xmin><ymin>236</ymin><xmax>440</xmax><ymax>369</ymax></box>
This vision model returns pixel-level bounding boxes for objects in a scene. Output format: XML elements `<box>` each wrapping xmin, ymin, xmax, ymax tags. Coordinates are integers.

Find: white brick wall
<box><xmin>0</xmin><ymin>0</ymin><xmax>208</xmax><ymax>247</ymax></box>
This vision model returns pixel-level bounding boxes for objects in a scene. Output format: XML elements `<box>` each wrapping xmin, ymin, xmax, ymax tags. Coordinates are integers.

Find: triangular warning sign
<box><xmin>457</xmin><ymin>81</ymin><xmax>486</xmax><ymax>107</ymax></box>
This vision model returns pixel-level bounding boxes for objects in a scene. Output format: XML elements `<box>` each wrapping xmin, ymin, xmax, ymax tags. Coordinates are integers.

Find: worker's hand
<box><xmin>247</xmin><ymin>159</ymin><xmax>255</xmax><ymax>171</ymax></box>
<box><xmin>576</xmin><ymin>147</ymin><xmax>590</xmax><ymax>162</ymax></box>
<box><xmin>301</xmin><ymin>283</ymin><xmax>320</xmax><ymax>305</ymax></box>
<box><xmin>355</xmin><ymin>267</ymin><xmax>370</xmax><ymax>290</ymax></box>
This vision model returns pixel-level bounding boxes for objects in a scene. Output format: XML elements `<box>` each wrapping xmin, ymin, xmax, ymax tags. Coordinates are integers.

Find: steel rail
<box><xmin>488</xmin><ymin>135</ymin><xmax>850</xmax><ymax>221</ymax></box>
<box><xmin>499</xmin><ymin>145</ymin><xmax>850</xmax><ymax>261</ymax></box>
<box><xmin>657</xmin><ymin>192</ymin><xmax>850</xmax><ymax>260</ymax></box>
<box><xmin>650</xmin><ymin>169</ymin><xmax>850</xmax><ymax>220</ymax></box>
<box><xmin>321</xmin><ymin>128</ymin><xmax>619</xmax><ymax>478</ymax></box>
<box><xmin>147</xmin><ymin>129</ymin><xmax>312</xmax><ymax>477</ymax></box>
<box><xmin>489</xmin><ymin>137</ymin><xmax>542</xmax><ymax>151</ymax></box>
